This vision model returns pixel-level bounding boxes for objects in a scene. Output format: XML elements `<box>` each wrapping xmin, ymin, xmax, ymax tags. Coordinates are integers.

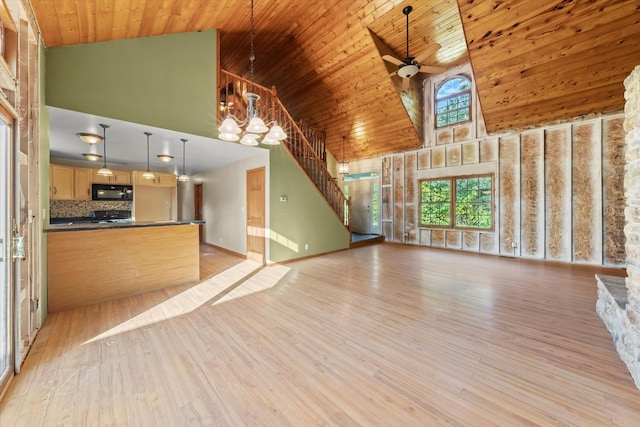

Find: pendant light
<box><xmin>97</xmin><ymin>124</ymin><xmax>113</xmax><ymax>176</ymax></box>
<box><xmin>178</xmin><ymin>139</ymin><xmax>190</xmax><ymax>182</ymax></box>
<box><xmin>157</xmin><ymin>154</ymin><xmax>173</xmax><ymax>162</ymax></box>
<box><xmin>82</xmin><ymin>152</ymin><xmax>102</xmax><ymax>161</ymax></box>
<box><xmin>338</xmin><ymin>136</ymin><xmax>349</xmax><ymax>175</ymax></box>
<box><xmin>142</xmin><ymin>132</ymin><xmax>155</xmax><ymax>180</ymax></box>
<box><xmin>217</xmin><ymin>0</ymin><xmax>286</xmax><ymax>146</ymax></box>
<box><xmin>77</xmin><ymin>132</ymin><xmax>102</xmax><ymax>144</ymax></box>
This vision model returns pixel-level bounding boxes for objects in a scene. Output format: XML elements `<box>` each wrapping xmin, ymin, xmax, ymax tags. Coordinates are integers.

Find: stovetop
<box><xmin>90</xmin><ymin>210</ymin><xmax>132</xmax><ymax>223</ymax></box>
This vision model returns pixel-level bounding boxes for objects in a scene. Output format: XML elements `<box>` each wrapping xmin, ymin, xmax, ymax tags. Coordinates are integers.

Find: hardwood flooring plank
<box><xmin>0</xmin><ymin>243</ymin><xmax>638</xmax><ymax>426</ymax></box>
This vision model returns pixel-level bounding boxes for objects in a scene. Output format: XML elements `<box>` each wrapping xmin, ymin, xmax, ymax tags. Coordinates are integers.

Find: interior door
<box><xmin>246</xmin><ymin>167</ymin><xmax>266</xmax><ymax>264</ymax></box>
<box><xmin>349</xmin><ymin>177</ymin><xmax>380</xmax><ymax>234</ymax></box>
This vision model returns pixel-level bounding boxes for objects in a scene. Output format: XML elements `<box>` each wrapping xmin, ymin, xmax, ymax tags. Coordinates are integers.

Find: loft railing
<box><xmin>218</xmin><ymin>69</ymin><xmax>350</xmax><ymax>229</ymax></box>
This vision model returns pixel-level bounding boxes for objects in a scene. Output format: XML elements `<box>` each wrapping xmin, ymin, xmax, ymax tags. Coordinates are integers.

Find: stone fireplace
<box><xmin>596</xmin><ymin>65</ymin><xmax>640</xmax><ymax>389</ymax></box>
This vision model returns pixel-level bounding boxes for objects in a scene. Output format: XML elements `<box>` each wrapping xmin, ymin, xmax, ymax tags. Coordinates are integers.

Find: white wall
<box><xmin>195</xmin><ymin>151</ymin><xmax>269</xmax><ymax>257</ymax></box>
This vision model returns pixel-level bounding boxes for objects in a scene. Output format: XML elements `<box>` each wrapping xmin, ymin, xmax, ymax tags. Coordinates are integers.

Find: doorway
<box><xmin>348</xmin><ymin>176</ymin><xmax>380</xmax><ymax>235</ymax></box>
<box><xmin>246</xmin><ymin>167</ymin><xmax>266</xmax><ymax>264</ymax></box>
<box><xmin>0</xmin><ymin>117</ymin><xmax>12</xmax><ymax>396</ymax></box>
<box><xmin>194</xmin><ymin>183</ymin><xmax>203</xmax><ymax>242</ymax></box>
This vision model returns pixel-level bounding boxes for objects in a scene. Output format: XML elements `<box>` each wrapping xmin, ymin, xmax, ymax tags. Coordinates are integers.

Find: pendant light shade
<box><xmin>142</xmin><ymin>132</ymin><xmax>155</xmax><ymax>180</ymax></box>
<box><xmin>82</xmin><ymin>153</ymin><xmax>102</xmax><ymax>161</ymax></box>
<box><xmin>178</xmin><ymin>138</ymin><xmax>190</xmax><ymax>182</ymax></box>
<box><xmin>77</xmin><ymin>132</ymin><xmax>103</xmax><ymax>144</ymax></box>
<box><xmin>97</xmin><ymin>124</ymin><xmax>113</xmax><ymax>176</ymax></box>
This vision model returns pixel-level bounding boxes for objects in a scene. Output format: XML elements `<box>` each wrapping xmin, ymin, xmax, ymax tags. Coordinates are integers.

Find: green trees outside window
<box><xmin>435</xmin><ymin>76</ymin><xmax>472</xmax><ymax>128</ymax></box>
<box><xmin>420</xmin><ymin>175</ymin><xmax>493</xmax><ymax>229</ymax></box>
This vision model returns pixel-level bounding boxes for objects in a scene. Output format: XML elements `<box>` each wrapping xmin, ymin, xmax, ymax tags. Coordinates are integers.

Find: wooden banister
<box><xmin>218</xmin><ymin>70</ymin><xmax>350</xmax><ymax>230</ymax></box>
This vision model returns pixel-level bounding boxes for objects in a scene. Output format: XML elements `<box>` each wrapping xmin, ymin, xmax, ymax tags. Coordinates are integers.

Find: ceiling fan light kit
<box><xmin>381</xmin><ymin>5</ymin><xmax>446</xmax><ymax>90</ymax></box>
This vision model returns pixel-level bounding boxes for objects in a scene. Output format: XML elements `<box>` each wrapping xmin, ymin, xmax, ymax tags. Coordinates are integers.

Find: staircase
<box><xmin>218</xmin><ymin>70</ymin><xmax>350</xmax><ymax>231</ymax></box>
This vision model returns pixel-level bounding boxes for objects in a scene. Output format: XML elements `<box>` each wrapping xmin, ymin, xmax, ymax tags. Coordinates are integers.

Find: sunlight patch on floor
<box><xmin>83</xmin><ymin>260</ymin><xmax>262</xmax><ymax>344</ymax></box>
<box><xmin>212</xmin><ymin>264</ymin><xmax>290</xmax><ymax>306</ymax></box>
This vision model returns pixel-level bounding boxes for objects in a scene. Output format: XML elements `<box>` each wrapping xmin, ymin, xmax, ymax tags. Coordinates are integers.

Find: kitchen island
<box><xmin>46</xmin><ymin>221</ymin><xmax>203</xmax><ymax>312</ymax></box>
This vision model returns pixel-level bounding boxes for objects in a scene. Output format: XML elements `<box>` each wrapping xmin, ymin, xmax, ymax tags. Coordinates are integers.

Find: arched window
<box><xmin>435</xmin><ymin>76</ymin><xmax>471</xmax><ymax>128</ymax></box>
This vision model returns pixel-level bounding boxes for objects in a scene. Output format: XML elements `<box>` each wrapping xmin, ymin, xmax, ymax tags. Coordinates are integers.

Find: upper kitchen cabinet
<box><xmin>50</xmin><ymin>164</ymin><xmax>74</xmax><ymax>200</ymax></box>
<box><xmin>74</xmin><ymin>168</ymin><xmax>92</xmax><ymax>200</ymax></box>
<box><xmin>133</xmin><ymin>171</ymin><xmax>176</xmax><ymax>187</ymax></box>
<box><xmin>92</xmin><ymin>170</ymin><xmax>131</xmax><ymax>185</ymax></box>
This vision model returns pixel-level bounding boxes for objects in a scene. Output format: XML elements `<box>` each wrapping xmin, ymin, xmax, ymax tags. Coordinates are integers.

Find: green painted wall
<box><xmin>268</xmin><ymin>145</ymin><xmax>350</xmax><ymax>262</ymax></box>
<box><xmin>45</xmin><ymin>30</ymin><xmax>218</xmax><ymax>137</ymax></box>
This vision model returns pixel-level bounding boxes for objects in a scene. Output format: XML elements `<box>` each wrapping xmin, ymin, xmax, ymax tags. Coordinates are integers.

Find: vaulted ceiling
<box><xmin>32</xmin><ymin>0</ymin><xmax>640</xmax><ymax>162</ymax></box>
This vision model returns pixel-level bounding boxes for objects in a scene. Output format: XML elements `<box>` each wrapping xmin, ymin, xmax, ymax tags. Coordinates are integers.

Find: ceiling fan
<box><xmin>381</xmin><ymin>5</ymin><xmax>447</xmax><ymax>90</ymax></box>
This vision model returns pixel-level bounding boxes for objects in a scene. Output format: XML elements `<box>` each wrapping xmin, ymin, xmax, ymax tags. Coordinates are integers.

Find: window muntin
<box><xmin>435</xmin><ymin>76</ymin><xmax>471</xmax><ymax>128</ymax></box>
<box><xmin>455</xmin><ymin>176</ymin><xmax>492</xmax><ymax>229</ymax></box>
<box><xmin>420</xmin><ymin>179</ymin><xmax>452</xmax><ymax>227</ymax></box>
<box><xmin>420</xmin><ymin>175</ymin><xmax>493</xmax><ymax>229</ymax></box>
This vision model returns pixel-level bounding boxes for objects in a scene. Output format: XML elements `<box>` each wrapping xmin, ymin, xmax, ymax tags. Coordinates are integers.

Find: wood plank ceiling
<box><xmin>32</xmin><ymin>0</ymin><xmax>640</xmax><ymax>161</ymax></box>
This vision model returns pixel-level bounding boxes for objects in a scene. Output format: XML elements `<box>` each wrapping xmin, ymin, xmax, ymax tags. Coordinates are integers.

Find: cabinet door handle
<box><xmin>53</xmin><ymin>186</ymin><xmax>57</xmax><ymax>194</ymax></box>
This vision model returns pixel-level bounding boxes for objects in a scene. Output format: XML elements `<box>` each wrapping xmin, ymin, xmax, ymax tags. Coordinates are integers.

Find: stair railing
<box><xmin>218</xmin><ymin>70</ymin><xmax>350</xmax><ymax>229</ymax></box>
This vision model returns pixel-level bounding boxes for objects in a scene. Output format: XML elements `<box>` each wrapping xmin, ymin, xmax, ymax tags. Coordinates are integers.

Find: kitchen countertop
<box><xmin>45</xmin><ymin>220</ymin><xmax>204</xmax><ymax>233</ymax></box>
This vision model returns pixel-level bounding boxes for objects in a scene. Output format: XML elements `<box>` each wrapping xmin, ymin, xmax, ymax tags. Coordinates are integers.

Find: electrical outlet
<box><xmin>305</xmin><ymin>243</ymin><xmax>309</xmax><ymax>250</ymax></box>
<box><xmin>511</xmin><ymin>241</ymin><xmax>518</xmax><ymax>248</ymax></box>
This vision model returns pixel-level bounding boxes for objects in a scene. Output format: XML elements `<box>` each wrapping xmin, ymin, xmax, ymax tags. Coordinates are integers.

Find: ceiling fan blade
<box><xmin>413</xmin><ymin>43</ymin><xmax>442</xmax><ymax>64</ymax></box>
<box><xmin>382</xmin><ymin>54</ymin><xmax>403</xmax><ymax>66</ymax></box>
<box><xmin>419</xmin><ymin>65</ymin><xmax>447</xmax><ymax>74</ymax></box>
<box><xmin>401</xmin><ymin>77</ymin><xmax>410</xmax><ymax>91</ymax></box>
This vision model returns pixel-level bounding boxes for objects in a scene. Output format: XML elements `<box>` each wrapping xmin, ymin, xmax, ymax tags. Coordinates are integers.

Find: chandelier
<box><xmin>217</xmin><ymin>0</ymin><xmax>286</xmax><ymax>146</ymax></box>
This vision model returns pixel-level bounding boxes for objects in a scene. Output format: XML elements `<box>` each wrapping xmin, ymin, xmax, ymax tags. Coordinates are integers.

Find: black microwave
<box><xmin>92</xmin><ymin>184</ymin><xmax>133</xmax><ymax>201</ymax></box>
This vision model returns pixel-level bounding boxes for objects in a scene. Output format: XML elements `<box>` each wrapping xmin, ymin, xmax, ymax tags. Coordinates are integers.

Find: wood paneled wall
<box><xmin>346</xmin><ymin>65</ymin><xmax>626</xmax><ymax>267</ymax></box>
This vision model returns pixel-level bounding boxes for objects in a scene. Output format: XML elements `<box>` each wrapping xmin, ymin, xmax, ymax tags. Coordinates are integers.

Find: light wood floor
<box><xmin>1</xmin><ymin>243</ymin><xmax>639</xmax><ymax>426</ymax></box>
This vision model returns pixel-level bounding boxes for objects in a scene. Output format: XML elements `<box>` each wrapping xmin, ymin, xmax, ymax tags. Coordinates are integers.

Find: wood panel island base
<box><xmin>47</xmin><ymin>223</ymin><xmax>200</xmax><ymax>312</ymax></box>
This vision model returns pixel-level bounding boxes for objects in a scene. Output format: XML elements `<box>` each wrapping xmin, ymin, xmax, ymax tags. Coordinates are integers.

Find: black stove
<box><xmin>91</xmin><ymin>210</ymin><xmax>133</xmax><ymax>223</ymax></box>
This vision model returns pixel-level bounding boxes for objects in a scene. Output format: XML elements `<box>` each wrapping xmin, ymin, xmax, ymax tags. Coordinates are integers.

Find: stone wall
<box><xmin>597</xmin><ymin>64</ymin><xmax>640</xmax><ymax>389</ymax></box>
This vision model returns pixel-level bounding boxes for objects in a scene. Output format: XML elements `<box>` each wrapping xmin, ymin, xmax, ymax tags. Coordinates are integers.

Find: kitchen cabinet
<box><xmin>92</xmin><ymin>170</ymin><xmax>132</xmax><ymax>185</ymax></box>
<box><xmin>74</xmin><ymin>168</ymin><xmax>92</xmax><ymax>200</ymax></box>
<box><xmin>133</xmin><ymin>171</ymin><xmax>176</xmax><ymax>187</ymax></box>
<box><xmin>50</xmin><ymin>164</ymin><xmax>74</xmax><ymax>200</ymax></box>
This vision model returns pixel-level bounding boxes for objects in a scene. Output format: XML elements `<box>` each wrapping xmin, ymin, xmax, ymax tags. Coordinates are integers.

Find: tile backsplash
<box><xmin>50</xmin><ymin>200</ymin><xmax>132</xmax><ymax>218</ymax></box>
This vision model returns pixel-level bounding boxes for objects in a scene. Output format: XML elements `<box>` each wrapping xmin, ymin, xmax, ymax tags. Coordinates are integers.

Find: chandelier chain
<box><xmin>250</xmin><ymin>0</ymin><xmax>255</xmax><ymax>92</ymax></box>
